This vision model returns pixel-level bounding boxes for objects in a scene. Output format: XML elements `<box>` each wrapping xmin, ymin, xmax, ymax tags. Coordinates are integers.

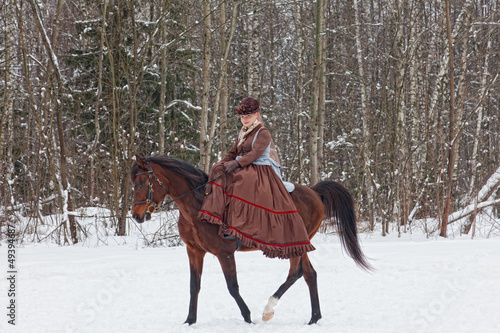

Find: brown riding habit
<box><xmin>197</xmin><ymin>123</ymin><xmax>315</xmax><ymax>259</ymax></box>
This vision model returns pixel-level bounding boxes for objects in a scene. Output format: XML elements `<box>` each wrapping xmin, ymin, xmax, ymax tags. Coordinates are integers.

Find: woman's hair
<box><xmin>235</xmin><ymin>97</ymin><xmax>260</xmax><ymax>115</ymax></box>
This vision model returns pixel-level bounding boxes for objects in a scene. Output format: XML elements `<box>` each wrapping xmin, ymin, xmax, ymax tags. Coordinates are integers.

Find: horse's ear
<box><xmin>135</xmin><ymin>154</ymin><xmax>147</xmax><ymax>169</ymax></box>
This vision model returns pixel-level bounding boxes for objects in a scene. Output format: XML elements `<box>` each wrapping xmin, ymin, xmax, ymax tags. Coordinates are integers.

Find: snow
<box><xmin>1</xmin><ymin>233</ymin><xmax>500</xmax><ymax>333</ymax></box>
<box><xmin>166</xmin><ymin>100</ymin><xmax>202</xmax><ymax>111</ymax></box>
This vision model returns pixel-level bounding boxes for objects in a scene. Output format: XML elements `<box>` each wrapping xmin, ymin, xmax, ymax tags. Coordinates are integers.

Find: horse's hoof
<box><xmin>262</xmin><ymin>311</ymin><xmax>274</xmax><ymax>322</ymax></box>
<box><xmin>262</xmin><ymin>296</ymin><xmax>278</xmax><ymax>322</ymax></box>
<box><xmin>308</xmin><ymin>313</ymin><xmax>322</xmax><ymax>325</ymax></box>
<box><xmin>184</xmin><ymin>317</ymin><xmax>196</xmax><ymax>325</ymax></box>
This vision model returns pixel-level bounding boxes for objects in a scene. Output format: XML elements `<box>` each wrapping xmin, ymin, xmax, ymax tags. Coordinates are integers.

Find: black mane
<box><xmin>132</xmin><ymin>155</ymin><xmax>209</xmax><ymax>205</ymax></box>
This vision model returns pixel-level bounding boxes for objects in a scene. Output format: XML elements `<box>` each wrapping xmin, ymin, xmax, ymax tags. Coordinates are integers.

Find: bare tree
<box><xmin>293</xmin><ymin>1</ymin><xmax>305</xmax><ymax>184</ymax></box>
<box><xmin>441</xmin><ymin>0</ymin><xmax>474</xmax><ymax>237</ymax></box>
<box><xmin>309</xmin><ymin>0</ymin><xmax>326</xmax><ymax>186</ymax></box>
<box><xmin>467</xmin><ymin>0</ymin><xmax>496</xmax><ymax>205</ymax></box>
<box><xmin>199</xmin><ymin>0</ymin><xmax>212</xmax><ymax>173</ymax></box>
<box><xmin>28</xmin><ymin>0</ymin><xmax>78</xmax><ymax>243</ymax></box>
<box><xmin>90</xmin><ymin>0</ymin><xmax>107</xmax><ymax>199</ymax></box>
<box><xmin>218</xmin><ymin>0</ymin><xmax>230</xmax><ymax>154</ymax></box>
<box><xmin>159</xmin><ymin>0</ymin><xmax>168</xmax><ymax>155</ymax></box>
<box><xmin>205</xmin><ymin>1</ymin><xmax>239</xmax><ymax>169</ymax></box>
<box><xmin>317</xmin><ymin>0</ymin><xmax>326</xmax><ymax>181</ymax></box>
<box><xmin>353</xmin><ymin>0</ymin><xmax>375</xmax><ymax>229</ymax></box>
<box><xmin>247</xmin><ymin>0</ymin><xmax>260</xmax><ymax>97</ymax></box>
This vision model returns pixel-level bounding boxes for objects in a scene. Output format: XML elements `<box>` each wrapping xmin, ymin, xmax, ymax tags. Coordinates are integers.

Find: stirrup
<box><xmin>223</xmin><ymin>232</ymin><xmax>242</xmax><ymax>251</ymax></box>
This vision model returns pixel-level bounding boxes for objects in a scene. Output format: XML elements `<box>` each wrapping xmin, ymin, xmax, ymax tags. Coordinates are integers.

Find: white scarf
<box><xmin>237</xmin><ymin>119</ymin><xmax>261</xmax><ymax>148</ymax></box>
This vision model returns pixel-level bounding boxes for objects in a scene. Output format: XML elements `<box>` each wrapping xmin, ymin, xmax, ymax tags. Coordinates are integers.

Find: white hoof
<box><xmin>262</xmin><ymin>296</ymin><xmax>279</xmax><ymax>322</ymax></box>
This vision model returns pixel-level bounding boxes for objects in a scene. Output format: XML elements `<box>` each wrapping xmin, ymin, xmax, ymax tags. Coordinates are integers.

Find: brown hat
<box><xmin>235</xmin><ymin>97</ymin><xmax>260</xmax><ymax>115</ymax></box>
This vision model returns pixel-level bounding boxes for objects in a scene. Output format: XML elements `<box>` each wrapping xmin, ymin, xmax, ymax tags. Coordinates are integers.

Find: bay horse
<box><xmin>130</xmin><ymin>154</ymin><xmax>371</xmax><ymax>325</ymax></box>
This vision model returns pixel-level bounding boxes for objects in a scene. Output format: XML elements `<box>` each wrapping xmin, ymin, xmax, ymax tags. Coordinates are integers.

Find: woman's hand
<box><xmin>224</xmin><ymin>161</ymin><xmax>241</xmax><ymax>173</ymax></box>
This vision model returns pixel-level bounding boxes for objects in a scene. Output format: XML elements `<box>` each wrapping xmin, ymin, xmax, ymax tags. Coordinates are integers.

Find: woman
<box><xmin>197</xmin><ymin>97</ymin><xmax>315</xmax><ymax>259</ymax></box>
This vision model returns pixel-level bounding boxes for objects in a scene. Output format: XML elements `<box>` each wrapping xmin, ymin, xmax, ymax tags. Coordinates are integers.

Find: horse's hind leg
<box><xmin>262</xmin><ymin>257</ymin><xmax>303</xmax><ymax>321</ymax></box>
<box><xmin>217</xmin><ymin>252</ymin><xmax>252</xmax><ymax>323</ymax></box>
<box><xmin>301</xmin><ymin>253</ymin><xmax>322</xmax><ymax>324</ymax></box>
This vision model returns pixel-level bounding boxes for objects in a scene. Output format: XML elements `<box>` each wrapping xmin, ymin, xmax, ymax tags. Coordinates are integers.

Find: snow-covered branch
<box><xmin>448</xmin><ymin>166</ymin><xmax>500</xmax><ymax>224</ymax></box>
<box><xmin>166</xmin><ymin>99</ymin><xmax>202</xmax><ymax>111</ymax></box>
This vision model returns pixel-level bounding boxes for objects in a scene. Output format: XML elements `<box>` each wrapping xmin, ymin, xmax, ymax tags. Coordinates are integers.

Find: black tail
<box><xmin>312</xmin><ymin>181</ymin><xmax>373</xmax><ymax>271</ymax></box>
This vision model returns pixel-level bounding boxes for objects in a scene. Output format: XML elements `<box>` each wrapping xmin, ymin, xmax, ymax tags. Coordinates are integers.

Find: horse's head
<box><xmin>130</xmin><ymin>154</ymin><xmax>169</xmax><ymax>223</ymax></box>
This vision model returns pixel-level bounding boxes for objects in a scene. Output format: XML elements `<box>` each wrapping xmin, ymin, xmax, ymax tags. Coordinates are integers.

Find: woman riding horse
<box><xmin>197</xmin><ymin>97</ymin><xmax>315</xmax><ymax>259</ymax></box>
<box><xmin>130</xmin><ymin>99</ymin><xmax>371</xmax><ymax>325</ymax></box>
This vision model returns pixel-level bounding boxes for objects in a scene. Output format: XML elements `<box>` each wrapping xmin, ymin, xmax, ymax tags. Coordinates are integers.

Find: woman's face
<box><xmin>240</xmin><ymin>112</ymin><xmax>259</xmax><ymax>127</ymax></box>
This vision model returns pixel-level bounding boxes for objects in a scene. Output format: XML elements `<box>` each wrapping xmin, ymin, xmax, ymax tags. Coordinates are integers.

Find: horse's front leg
<box><xmin>217</xmin><ymin>251</ymin><xmax>252</xmax><ymax>323</ymax></box>
<box><xmin>184</xmin><ymin>245</ymin><xmax>206</xmax><ymax>325</ymax></box>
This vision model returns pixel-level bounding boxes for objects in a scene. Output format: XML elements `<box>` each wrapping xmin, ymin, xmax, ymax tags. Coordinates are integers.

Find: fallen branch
<box><xmin>448</xmin><ymin>166</ymin><xmax>500</xmax><ymax>224</ymax></box>
<box><xmin>448</xmin><ymin>199</ymin><xmax>500</xmax><ymax>224</ymax></box>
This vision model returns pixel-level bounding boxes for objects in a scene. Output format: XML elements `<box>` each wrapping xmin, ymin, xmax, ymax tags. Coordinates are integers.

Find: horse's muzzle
<box><xmin>133</xmin><ymin>213</ymin><xmax>144</xmax><ymax>223</ymax></box>
<box><xmin>133</xmin><ymin>212</ymin><xmax>151</xmax><ymax>223</ymax></box>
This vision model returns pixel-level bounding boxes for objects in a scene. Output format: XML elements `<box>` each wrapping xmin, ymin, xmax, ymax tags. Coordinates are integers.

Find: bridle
<box><xmin>132</xmin><ymin>162</ymin><xmax>169</xmax><ymax>214</ymax></box>
<box><xmin>132</xmin><ymin>162</ymin><xmax>227</xmax><ymax>214</ymax></box>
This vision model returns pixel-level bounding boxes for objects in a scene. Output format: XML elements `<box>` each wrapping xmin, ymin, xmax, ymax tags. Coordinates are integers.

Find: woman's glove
<box><xmin>224</xmin><ymin>161</ymin><xmax>241</xmax><ymax>173</ymax></box>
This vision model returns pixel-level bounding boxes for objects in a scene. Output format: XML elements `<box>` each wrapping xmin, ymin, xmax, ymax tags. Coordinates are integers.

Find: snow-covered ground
<box><xmin>1</xmin><ymin>231</ymin><xmax>499</xmax><ymax>333</ymax></box>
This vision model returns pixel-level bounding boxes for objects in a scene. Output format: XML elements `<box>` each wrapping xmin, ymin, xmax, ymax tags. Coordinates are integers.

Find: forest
<box><xmin>0</xmin><ymin>0</ymin><xmax>499</xmax><ymax>244</ymax></box>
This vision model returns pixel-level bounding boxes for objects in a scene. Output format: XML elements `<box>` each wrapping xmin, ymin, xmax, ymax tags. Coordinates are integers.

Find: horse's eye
<box><xmin>135</xmin><ymin>181</ymin><xmax>147</xmax><ymax>191</ymax></box>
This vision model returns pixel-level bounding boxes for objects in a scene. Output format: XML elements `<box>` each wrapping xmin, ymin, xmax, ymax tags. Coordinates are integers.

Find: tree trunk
<box><xmin>425</xmin><ymin>0</ymin><xmax>474</xmax><ymax>177</ymax></box>
<box><xmin>466</xmin><ymin>0</ymin><xmax>495</xmax><ymax>205</ymax></box>
<box><xmin>106</xmin><ymin>3</ymin><xmax>120</xmax><ymax>232</ymax></box>
<box><xmin>205</xmin><ymin>1</ymin><xmax>238</xmax><ymax>170</ymax></box>
<box><xmin>29</xmin><ymin>0</ymin><xmax>78</xmax><ymax>244</ymax></box>
<box><xmin>353</xmin><ymin>0</ymin><xmax>374</xmax><ymax>229</ymax></box>
<box><xmin>16</xmin><ymin>0</ymin><xmax>48</xmax><ymax>236</ymax></box>
<box><xmin>219</xmin><ymin>0</ymin><xmax>229</xmax><ymax>154</ymax></box>
<box><xmin>450</xmin><ymin>16</ymin><xmax>471</xmax><ymax>194</ymax></box>
<box><xmin>390</xmin><ymin>0</ymin><xmax>408</xmax><ymax>235</ymax></box>
<box><xmin>247</xmin><ymin>0</ymin><xmax>260</xmax><ymax>97</ymax></box>
<box><xmin>440</xmin><ymin>0</ymin><xmax>458</xmax><ymax>238</ymax></box>
<box><xmin>116</xmin><ymin>0</ymin><xmax>141</xmax><ymax>236</ymax></box>
<box><xmin>91</xmin><ymin>0</ymin><xmax>107</xmax><ymax>200</ymax></box>
<box><xmin>293</xmin><ymin>1</ymin><xmax>304</xmax><ymax>184</ymax></box>
<box><xmin>309</xmin><ymin>0</ymin><xmax>325</xmax><ymax>186</ymax></box>
<box><xmin>317</xmin><ymin>0</ymin><xmax>326</xmax><ymax>179</ymax></box>
<box><xmin>159</xmin><ymin>0</ymin><xmax>168</xmax><ymax>155</ymax></box>
<box><xmin>199</xmin><ymin>0</ymin><xmax>212</xmax><ymax>173</ymax></box>
<box><xmin>409</xmin><ymin>0</ymin><xmax>421</xmax><ymax>223</ymax></box>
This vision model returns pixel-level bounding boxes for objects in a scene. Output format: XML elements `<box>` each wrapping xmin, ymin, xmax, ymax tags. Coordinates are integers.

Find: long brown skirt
<box><xmin>197</xmin><ymin>163</ymin><xmax>315</xmax><ymax>259</ymax></box>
